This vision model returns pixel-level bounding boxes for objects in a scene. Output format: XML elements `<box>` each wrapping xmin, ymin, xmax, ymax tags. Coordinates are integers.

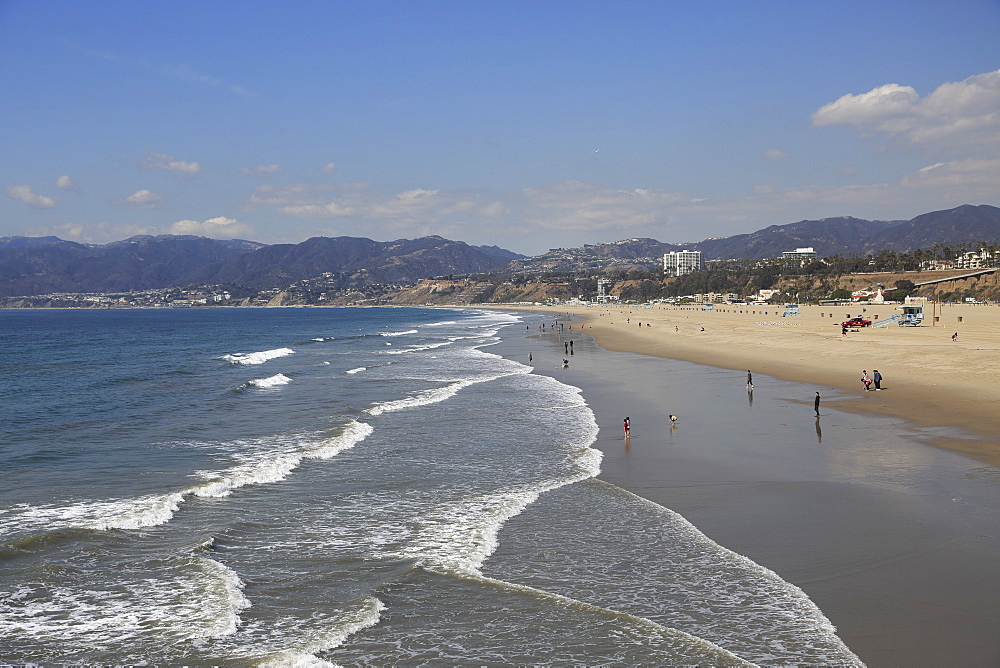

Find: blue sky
<box><xmin>2</xmin><ymin>1</ymin><xmax>998</xmax><ymax>255</ymax></box>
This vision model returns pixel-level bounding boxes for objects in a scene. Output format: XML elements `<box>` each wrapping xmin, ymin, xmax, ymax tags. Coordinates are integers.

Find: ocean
<box><xmin>0</xmin><ymin>307</ymin><xmax>863</xmax><ymax>666</ymax></box>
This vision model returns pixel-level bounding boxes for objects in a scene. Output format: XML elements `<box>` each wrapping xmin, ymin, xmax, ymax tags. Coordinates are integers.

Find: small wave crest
<box><xmin>256</xmin><ymin>597</ymin><xmax>385</xmax><ymax>667</ymax></box>
<box><xmin>383</xmin><ymin>341</ymin><xmax>453</xmax><ymax>355</ymax></box>
<box><xmin>364</xmin><ymin>378</ymin><xmax>482</xmax><ymax>416</ymax></box>
<box><xmin>379</xmin><ymin>329</ymin><xmax>418</xmax><ymax>337</ymax></box>
<box><xmin>222</xmin><ymin>348</ymin><xmax>295</xmax><ymax>365</ymax></box>
<box><xmin>249</xmin><ymin>373</ymin><xmax>292</xmax><ymax>389</ymax></box>
<box><xmin>0</xmin><ymin>421</ymin><xmax>374</xmax><ymax>538</ymax></box>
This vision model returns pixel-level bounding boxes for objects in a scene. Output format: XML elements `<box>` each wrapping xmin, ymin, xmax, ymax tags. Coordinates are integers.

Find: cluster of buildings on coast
<box><xmin>664</xmin><ymin>247</ymin><xmax>819</xmax><ymax>277</ymax></box>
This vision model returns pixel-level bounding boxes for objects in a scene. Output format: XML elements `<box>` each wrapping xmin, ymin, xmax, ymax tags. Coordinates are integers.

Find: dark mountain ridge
<box><xmin>1</xmin><ymin>204</ymin><xmax>996</xmax><ymax>297</ymax></box>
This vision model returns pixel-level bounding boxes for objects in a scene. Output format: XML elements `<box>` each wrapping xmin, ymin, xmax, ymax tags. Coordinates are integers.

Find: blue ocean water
<box><xmin>0</xmin><ymin>307</ymin><xmax>862</xmax><ymax>665</ymax></box>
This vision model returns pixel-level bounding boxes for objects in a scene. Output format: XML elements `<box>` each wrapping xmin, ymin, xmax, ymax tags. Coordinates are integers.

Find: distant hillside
<box><xmin>0</xmin><ymin>234</ymin><xmax>522</xmax><ymax>297</ymax></box>
<box><xmin>861</xmin><ymin>204</ymin><xmax>1000</xmax><ymax>252</ymax></box>
<box><xmin>689</xmin><ymin>217</ymin><xmax>902</xmax><ymax>260</ymax></box>
<box><xmin>186</xmin><ymin>235</ymin><xmax>522</xmax><ymax>290</ymax></box>
<box><xmin>0</xmin><ymin>235</ymin><xmax>266</xmax><ymax>297</ymax></box>
<box><xmin>505</xmin><ymin>204</ymin><xmax>999</xmax><ymax>270</ymax></box>
<box><xmin>1</xmin><ymin>204</ymin><xmax>996</xmax><ymax>298</ymax></box>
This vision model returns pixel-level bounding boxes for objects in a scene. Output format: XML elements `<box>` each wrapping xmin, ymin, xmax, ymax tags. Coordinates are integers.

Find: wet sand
<box><xmin>518</xmin><ymin>302</ymin><xmax>1000</xmax><ymax>466</ymax></box>
<box><xmin>495</xmin><ymin>314</ymin><xmax>1000</xmax><ymax>667</ymax></box>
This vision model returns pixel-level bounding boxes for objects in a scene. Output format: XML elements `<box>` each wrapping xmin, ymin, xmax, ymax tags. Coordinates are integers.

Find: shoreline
<box><xmin>498</xmin><ymin>302</ymin><xmax>1000</xmax><ymax>467</ymax></box>
<box><xmin>493</xmin><ymin>311</ymin><xmax>1000</xmax><ymax>667</ymax></box>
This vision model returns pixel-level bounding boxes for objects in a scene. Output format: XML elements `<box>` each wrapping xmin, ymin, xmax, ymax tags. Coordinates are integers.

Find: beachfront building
<box><xmin>695</xmin><ymin>292</ymin><xmax>740</xmax><ymax>303</ymax></box>
<box><xmin>953</xmin><ymin>249</ymin><xmax>996</xmax><ymax>269</ymax></box>
<box><xmin>781</xmin><ymin>247</ymin><xmax>817</xmax><ymax>260</ymax></box>
<box><xmin>663</xmin><ymin>250</ymin><xmax>703</xmax><ymax>277</ymax></box>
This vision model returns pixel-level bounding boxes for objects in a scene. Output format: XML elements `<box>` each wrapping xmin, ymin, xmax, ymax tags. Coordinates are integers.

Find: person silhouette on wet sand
<box><xmin>814</xmin><ymin>391</ymin><xmax>821</xmax><ymax>416</ymax></box>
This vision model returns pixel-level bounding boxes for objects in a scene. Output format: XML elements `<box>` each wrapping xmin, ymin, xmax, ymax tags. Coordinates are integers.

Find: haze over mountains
<box><xmin>1</xmin><ymin>204</ymin><xmax>997</xmax><ymax>298</ymax></box>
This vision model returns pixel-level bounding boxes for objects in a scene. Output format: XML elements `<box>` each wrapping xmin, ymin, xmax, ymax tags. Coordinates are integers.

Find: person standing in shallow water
<box><xmin>623</xmin><ymin>417</ymin><xmax>630</xmax><ymax>438</ymax></box>
<box><xmin>746</xmin><ymin>370</ymin><xmax>753</xmax><ymax>391</ymax></box>
<box><xmin>814</xmin><ymin>392</ymin><xmax>821</xmax><ymax>415</ymax></box>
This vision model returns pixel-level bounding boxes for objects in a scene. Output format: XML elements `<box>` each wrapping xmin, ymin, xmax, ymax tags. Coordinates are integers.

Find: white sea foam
<box><xmin>250</xmin><ymin>373</ymin><xmax>293</xmax><ymax>388</ymax></box>
<box><xmin>345</xmin><ymin>366</ymin><xmax>367</xmax><ymax>374</ymax></box>
<box><xmin>383</xmin><ymin>340</ymin><xmax>453</xmax><ymax>355</ymax></box>
<box><xmin>0</xmin><ymin>421</ymin><xmax>374</xmax><ymax>536</ymax></box>
<box><xmin>383</xmin><ymin>373</ymin><xmax>602</xmax><ymax>576</ymax></box>
<box><xmin>256</xmin><ymin>597</ymin><xmax>385</xmax><ymax>668</ymax></box>
<box><xmin>364</xmin><ymin>378</ymin><xmax>483</xmax><ymax>416</ymax></box>
<box><xmin>2</xmin><ymin>491</ymin><xmax>188</xmax><ymax>534</ymax></box>
<box><xmin>379</xmin><ymin>329</ymin><xmax>418</xmax><ymax>337</ymax></box>
<box><xmin>222</xmin><ymin>347</ymin><xmax>295</xmax><ymax>365</ymax></box>
<box><xmin>0</xmin><ymin>555</ymin><xmax>250</xmax><ymax>657</ymax></box>
<box><xmin>305</xmin><ymin>420</ymin><xmax>374</xmax><ymax>459</ymax></box>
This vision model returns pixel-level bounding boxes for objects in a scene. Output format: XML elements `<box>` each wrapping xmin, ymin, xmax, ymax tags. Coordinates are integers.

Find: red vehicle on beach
<box><xmin>842</xmin><ymin>316</ymin><xmax>872</xmax><ymax>328</ymax></box>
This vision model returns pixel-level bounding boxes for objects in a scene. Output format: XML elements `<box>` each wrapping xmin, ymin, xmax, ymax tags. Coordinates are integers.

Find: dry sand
<box><xmin>518</xmin><ymin>301</ymin><xmax>1000</xmax><ymax>466</ymax></box>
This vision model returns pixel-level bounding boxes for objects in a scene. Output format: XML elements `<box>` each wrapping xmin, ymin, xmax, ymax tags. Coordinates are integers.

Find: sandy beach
<box><xmin>520</xmin><ymin>301</ymin><xmax>1000</xmax><ymax>466</ymax></box>
<box><xmin>492</xmin><ymin>304</ymin><xmax>1000</xmax><ymax>667</ymax></box>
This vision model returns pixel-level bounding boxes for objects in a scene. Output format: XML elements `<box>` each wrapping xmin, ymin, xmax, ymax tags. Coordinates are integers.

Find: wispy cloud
<box><xmin>764</xmin><ymin>149</ymin><xmax>789</xmax><ymax>160</ymax></box>
<box><xmin>240</xmin><ymin>164</ymin><xmax>282</xmax><ymax>176</ymax></box>
<box><xmin>120</xmin><ymin>189</ymin><xmax>166</xmax><ymax>209</ymax></box>
<box><xmin>6</xmin><ymin>184</ymin><xmax>57</xmax><ymax>209</ymax></box>
<box><xmin>170</xmin><ymin>216</ymin><xmax>255</xmax><ymax>239</ymax></box>
<box><xmin>141</xmin><ymin>150</ymin><xmax>201</xmax><ymax>175</ymax></box>
<box><xmin>812</xmin><ymin>69</ymin><xmax>1000</xmax><ymax>154</ymax></box>
<box><xmin>55</xmin><ymin>175</ymin><xmax>78</xmax><ymax>191</ymax></box>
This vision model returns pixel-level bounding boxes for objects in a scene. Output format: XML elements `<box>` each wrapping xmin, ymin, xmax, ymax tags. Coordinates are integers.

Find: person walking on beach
<box><xmin>814</xmin><ymin>391</ymin><xmax>821</xmax><ymax>415</ymax></box>
<box><xmin>746</xmin><ymin>370</ymin><xmax>753</xmax><ymax>391</ymax></box>
<box><xmin>861</xmin><ymin>370</ymin><xmax>871</xmax><ymax>391</ymax></box>
<box><xmin>872</xmin><ymin>369</ymin><xmax>882</xmax><ymax>390</ymax></box>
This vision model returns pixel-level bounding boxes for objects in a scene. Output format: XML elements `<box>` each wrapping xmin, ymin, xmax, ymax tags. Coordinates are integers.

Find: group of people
<box><xmin>861</xmin><ymin>369</ymin><xmax>883</xmax><ymax>391</ymax></box>
<box><xmin>623</xmin><ymin>414</ymin><xmax>676</xmax><ymax>438</ymax></box>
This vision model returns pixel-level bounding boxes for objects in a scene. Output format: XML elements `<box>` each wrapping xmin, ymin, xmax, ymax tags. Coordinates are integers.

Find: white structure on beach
<box><xmin>663</xmin><ymin>250</ymin><xmax>703</xmax><ymax>277</ymax></box>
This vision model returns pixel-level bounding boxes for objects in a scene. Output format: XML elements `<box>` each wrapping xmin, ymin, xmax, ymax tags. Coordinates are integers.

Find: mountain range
<box><xmin>1</xmin><ymin>204</ymin><xmax>997</xmax><ymax>298</ymax></box>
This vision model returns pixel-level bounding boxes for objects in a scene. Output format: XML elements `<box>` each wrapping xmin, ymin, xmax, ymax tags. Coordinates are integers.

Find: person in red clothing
<box><xmin>623</xmin><ymin>417</ymin><xmax>631</xmax><ymax>438</ymax></box>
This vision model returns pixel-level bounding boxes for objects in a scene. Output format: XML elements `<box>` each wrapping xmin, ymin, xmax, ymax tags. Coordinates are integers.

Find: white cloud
<box><xmin>121</xmin><ymin>189</ymin><xmax>166</xmax><ymax>208</ymax></box>
<box><xmin>321</xmin><ymin>162</ymin><xmax>338</xmax><ymax>174</ymax></box>
<box><xmin>55</xmin><ymin>175</ymin><xmax>78</xmax><ymax>191</ymax></box>
<box><xmin>240</xmin><ymin>164</ymin><xmax>282</xmax><ymax>175</ymax></box>
<box><xmin>519</xmin><ymin>181</ymin><xmax>685</xmax><ymax>232</ymax></box>
<box><xmin>812</xmin><ymin>70</ymin><xmax>1000</xmax><ymax>152</ymax></box>
<box><xmin>899</xmin><ymin>158</ymin><xmax>1000</xmax><ymax>192</ymax></box>
<box><xmin>764</xmin><ymin>149</ymin><xmax>789</xmax><ymax>160</ymax></box>
<box><xmin>142</xmin><ymin>150</ymin><xmax>201</xmax><ymax>175</ymax></box>
<box><xmin>249</xmin><ymin>183</ymin><xmax>506</xmax><ymax>224</ymax></box>
<box><xmin>6</xmin><ymin>184</ymin><xmax>57</xmax><ymax>209</ymax></box>
<box><xmin>169</xmin><ymin>216</ymin><xmax>255</xmax><ymax>239</ymax></box>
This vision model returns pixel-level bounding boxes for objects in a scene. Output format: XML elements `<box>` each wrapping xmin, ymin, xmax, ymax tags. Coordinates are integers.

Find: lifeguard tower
<box><xmin>899</xmin><ymin>304</ymin><xmax>924</xmax><ymax>326</ymax></box>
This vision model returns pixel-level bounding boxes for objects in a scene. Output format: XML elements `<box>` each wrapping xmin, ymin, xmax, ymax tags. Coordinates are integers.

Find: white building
<box><xmin>954</xmin><ymin>249</ymin><xmax>995</xmax><ymax>270</ymax></box>
<box><xmin>782</xmin><ymin>247</ymin><xmax>817</xmax><ymax>260</ymax></box>
<box><xmin>663</xmin><ymin>250</ymin><xmax>703</xmax><ymax>277</ymax></box>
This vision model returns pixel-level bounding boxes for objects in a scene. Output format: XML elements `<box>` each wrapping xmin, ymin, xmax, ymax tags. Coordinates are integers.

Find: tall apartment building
<box><xmin>663</xmin><ymin>250</ymin><xmax>703</xmax><ymax>277</ymax></box>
